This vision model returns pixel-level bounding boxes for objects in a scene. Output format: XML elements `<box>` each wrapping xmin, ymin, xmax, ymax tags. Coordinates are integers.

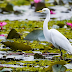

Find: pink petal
<box><xmin>66</xmin><ymin>22</ymin><xmax>72</xmax><ymax>28</ymax></box>
<box><xmin>67</xmin><ymin>22</ymin><xmax>72</xmax><ymax>26</ymax></box>
<box><xmin>50</xmin><ymin>10</ymin><xmax>55</xmax><ymax>14</ymax></box>
<box><xmin>34</xmin><ymin>0</ymin><xmax>40</xmax><ymax>3</ymax></box>
<box><xmin>0</xmin><ymin>22</ymin><xmax>7</xmax><ymax>26</ymax></box>
<box><xmin>66</xmin><ymin>22</ymin><xmax>72</xmax><ymax>26</ymax></box>
<box><xmin>0</xmin><ymin>34</ymin><xmax>4</xmax><ymax>36</ymax></box>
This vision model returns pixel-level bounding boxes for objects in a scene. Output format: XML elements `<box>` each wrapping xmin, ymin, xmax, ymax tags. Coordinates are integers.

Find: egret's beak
<box><xmin>36</xmin><ymin>10</ymin><xmax>43</xmax><ymax>12</ymax></box>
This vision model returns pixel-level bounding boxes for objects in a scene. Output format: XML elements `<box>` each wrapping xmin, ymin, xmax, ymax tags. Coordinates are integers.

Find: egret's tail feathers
<box><xmin>68</xmin><ymin>46</ymin><xmax>72</xmax><ymax>54</ymax></box>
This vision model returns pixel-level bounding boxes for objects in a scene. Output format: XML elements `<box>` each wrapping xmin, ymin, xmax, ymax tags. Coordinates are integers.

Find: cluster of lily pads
<box><xmin>0</xmin><ymin>19</ymin><xmax>72</xmax><ymax>71</ymax></box>
<box><xmin>0</xmin><ymin>0</ymin><xmax>72</xmax><ymax>72</ymax></box>
<box><xmin>0</xmin><ymin>19</ymin><xmax>72</xmax><ymax>51</ymax></box>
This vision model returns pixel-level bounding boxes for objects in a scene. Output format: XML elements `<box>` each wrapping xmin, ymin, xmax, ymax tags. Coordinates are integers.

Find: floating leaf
<box><xmin>35</xmin><ymin>2</ymin><xmax>46</xmax><ymax>11</ymax></box>
<box><xmin>34</xmin><ymin>53</ymin><xmax>45</xmax><ymax>59</ymax></box>
<box><xmin>7</xmin><ymin>29</ymin><xmax>21</xmax><ymax>39</ymax></box>
<box><xmin>4</xmin><ymin>2</ymin><xmax>14</xmax><ymax>12</ymax></box>
<box><xmin>57</xmin><ymin>23</ymin><xmax>65</xmax><ymax>28</ymax></box>
<box><xmin>52</xmin><ymin>64</ymin><xmax>67</xmax><ymax>72</ymax></box>
<box><xmin>1</xmin><ymin>41</ymin><xmax>32</xmax><ymax>50</ymax></box>
<box><xmin>24</xmin><ymin>30</ymin><xmax>46</xmax><ymax>41</ymax></box>
<box><xmin>45</xmin><ymin>60</ymin><xmax>66</xmax><ymax>72</ymax></box>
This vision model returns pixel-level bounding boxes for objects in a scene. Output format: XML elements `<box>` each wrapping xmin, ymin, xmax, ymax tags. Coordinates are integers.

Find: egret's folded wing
<box><xmin>50</xmin><ymin>29</ymin><xmax>72</xmax><ymax>52</ymax></box>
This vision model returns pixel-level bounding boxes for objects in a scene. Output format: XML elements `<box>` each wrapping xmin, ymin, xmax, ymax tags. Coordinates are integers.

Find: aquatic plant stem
<box><xmin>1</xmin><ymin>26</ymin><xmax>3</xmax><ymax>30</ymax></box>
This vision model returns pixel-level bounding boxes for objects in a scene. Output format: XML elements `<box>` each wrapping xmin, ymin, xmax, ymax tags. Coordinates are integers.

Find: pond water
<box><xmin>0</xmin><ymin>2</ymin><xmax>72</xmax><ymax>71</ymax></box>
<box><xmin>0</xmin><ymin>5</ymin><xmax>72</xmax><ymax>21</ymax></box>
<box><xmin>47</xmin><ymin>0</ymin><xmax>72</xmax><ymax>4</ymax></box>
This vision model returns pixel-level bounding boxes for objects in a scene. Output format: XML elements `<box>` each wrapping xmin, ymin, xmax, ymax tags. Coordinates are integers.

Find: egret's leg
<box><xmin>59</xmin><ymin>47</ymin><xmax>63</xmax><ymax>60</ymax></box>
<box><xmin>60</xmin><ymin>49</ymin><xmax>62</xmax><ymax>57</ymax></box>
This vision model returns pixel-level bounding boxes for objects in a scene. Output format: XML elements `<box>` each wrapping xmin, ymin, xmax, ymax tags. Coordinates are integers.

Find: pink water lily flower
<box><xmin>0</xmin><ymin>34</ymin><xmax>7</xmax><ymax>37</ymax></box>
<box><xmin>50</xmin><ymin>10</ymin><xmax>56</xmax><ymax>14</ymax></box>
<box><xmin>0</xmin><ymin>22</ymin><xmax>7</xmax><ymax>30</ymax></box>
<box><xmin>34</xmin><ymin>0</ymin><xmax>40</xmax><ymax>3</ymax></box>
<box><xmin>0</xmin><ymin>34</ymin><xmax>4</xmax><ymax>36</ymax></box>
<box><xmin>66</xmin><ymin>22</ymin><xmax>72</xmax><ymax>28</ymax></box>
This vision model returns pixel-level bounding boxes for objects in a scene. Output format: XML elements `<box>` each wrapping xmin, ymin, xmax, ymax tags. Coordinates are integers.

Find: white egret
<box><xmin>37</xmin><ymin>8</ymin><xmax>72</xmax><ymax>57</ymax></box>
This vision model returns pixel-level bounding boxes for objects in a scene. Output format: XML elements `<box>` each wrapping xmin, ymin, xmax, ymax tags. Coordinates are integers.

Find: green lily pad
<box><xmin>52</xmin><ymin>64</ymin><xmax>67</xmax><ymax>72</ymax></box>
<box><xmin>45</xmin><ymin>60</ymin><xmax>66</xmax><ymax>72</ymax></box>
<box><xmin>5</xmin><ymin>2</ymin><xmax>14</xmax><ymax>11</ymax></box>
<box><xmin>1</xmin><ymin>41</ymin><xmax>32</xmax><ymax>51</ymax></box>
<box><xmin>7</xmin><ymin>29</ymin><xmax>21</xmax><ymax>39</ymax></box>
<box><xmin>57</xmin><ymin>23</ymin><xmax>65</xmax><ymax>28</ymax></box>
<box><xmin>24</xmin><ymin>30</ymin><xmax>46</xmax><ymax>41</ymax></box>
<box><xmin>34</xmin><ymin>53</ymin><xmax>45</xmax><ymax>59</ymax></box>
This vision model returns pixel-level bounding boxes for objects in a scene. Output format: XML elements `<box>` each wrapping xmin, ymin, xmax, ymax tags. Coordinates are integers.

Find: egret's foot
<box><xmin>60</xmin><ymin>51</ymin><xmax>63</xmax><ymax>60</ymax></box>
<box><xmin>60</xmin><ymin>56</ymin><xmax>63</xmax><ymax>60</ymax></box>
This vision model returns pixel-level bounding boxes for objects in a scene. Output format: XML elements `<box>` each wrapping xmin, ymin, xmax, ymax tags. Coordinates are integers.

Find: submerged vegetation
<box><xmin>0</xmin><ymin>19</ymin><xmax>72</xmax><ymax>72</ymax></box>
<box><xmin>0</xmin><ymin>19</ymin><xmax>72</xmax><ymax>38</ymax></box>
<box><xmin>0</xmin><ymin>0</ymin><xmax>72</xmax><ymax>72</ymax></box>
<box><xmin>0</xmin><ymin>19</ymin><xmax>72</xmax><ymax>51</ymax></box>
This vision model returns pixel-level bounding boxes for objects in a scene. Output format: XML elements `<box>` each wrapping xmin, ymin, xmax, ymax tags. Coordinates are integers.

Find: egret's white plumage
<box><xmin>37</xmin><ymin>8</ymin><xmax>72</xmax><ymax>54</ymax></box>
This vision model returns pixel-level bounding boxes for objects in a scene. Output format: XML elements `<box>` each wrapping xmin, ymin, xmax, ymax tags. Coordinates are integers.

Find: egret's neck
<box><xmin>43</xmin><ymin>13</ymin><xmax>50</xmax><ymax>31</ymax></box>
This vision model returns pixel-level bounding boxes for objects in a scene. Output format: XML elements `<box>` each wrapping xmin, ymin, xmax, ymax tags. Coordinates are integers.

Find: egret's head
<box><xmin>37</xmin><ymin>8</ymin><xmax>50</xmax><ymax>14</ymax></box>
